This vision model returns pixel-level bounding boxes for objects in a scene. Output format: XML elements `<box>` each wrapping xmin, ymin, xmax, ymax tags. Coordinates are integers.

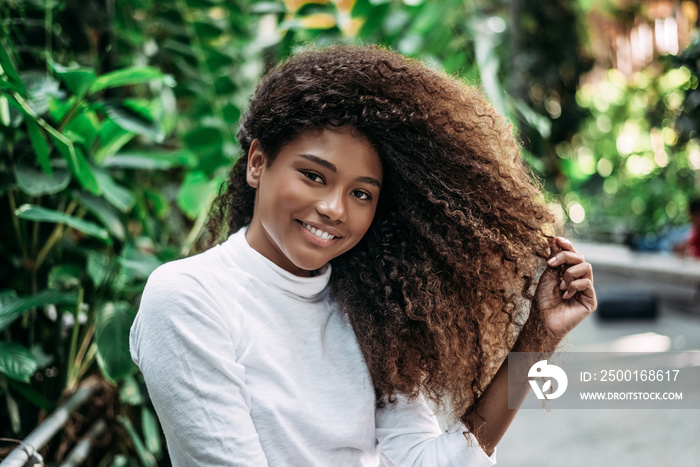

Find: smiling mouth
<box><xmin>298</xmin><ymin>221</ymin><xmax>338</xmax><ymax>240</ymax></box>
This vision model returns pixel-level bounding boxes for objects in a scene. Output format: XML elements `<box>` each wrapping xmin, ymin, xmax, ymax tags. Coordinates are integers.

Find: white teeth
<box><xmin>301</xmin><ymin>222</ymin><xmax>335</xmax><ymax>240</ymax></box>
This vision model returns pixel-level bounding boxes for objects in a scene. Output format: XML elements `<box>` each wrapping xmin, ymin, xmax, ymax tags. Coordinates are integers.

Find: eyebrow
<box><xmin>298</xmin><ymin>154</ymin><xmax>382</xmax><ymax>188</ymax></box>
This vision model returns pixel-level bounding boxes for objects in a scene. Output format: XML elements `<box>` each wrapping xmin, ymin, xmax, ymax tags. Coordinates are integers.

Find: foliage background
<box><xmin>0</xmin><ymin>0</ymin><xmax>698</xmax><ymax>464</ymax></box>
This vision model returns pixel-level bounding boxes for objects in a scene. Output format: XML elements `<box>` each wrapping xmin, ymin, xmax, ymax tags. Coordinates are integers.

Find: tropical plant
<box><xmin>558</xmin><ymin>51</ymin><xmax>700</xmax><ymax>244</ymax></box>
<box><xmin>0</xmin><ymin>0</ymin><xmax>258</xmax><ymax>463</ymax></box>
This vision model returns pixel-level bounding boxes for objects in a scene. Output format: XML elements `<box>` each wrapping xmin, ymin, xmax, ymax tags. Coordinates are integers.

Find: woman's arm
<box><xmin>464</xmin><ymin>237</ymin><xmax>597</xmax><ymax>455</ymax></box>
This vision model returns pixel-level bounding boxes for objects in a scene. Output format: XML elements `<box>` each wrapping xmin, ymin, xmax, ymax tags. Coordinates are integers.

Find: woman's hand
<box><xmin>531</xmin><ymin>237</ymin><xmax>597</xmax><ymax>343</ymax></box>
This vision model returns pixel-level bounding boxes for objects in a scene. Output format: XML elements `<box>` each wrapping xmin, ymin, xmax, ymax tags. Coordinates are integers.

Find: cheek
<box><xmin>354</xmin><ymin>205</ymin><xmax>379</xmax><ymax>236</ymax></box>
<box><xmin>263</xmin><ymin>178</ymin><xmax>305</xmax><ymax>211</ymax></box>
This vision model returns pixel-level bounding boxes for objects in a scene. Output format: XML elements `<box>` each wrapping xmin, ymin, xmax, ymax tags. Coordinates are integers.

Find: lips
<box><xmin>298</xmin><ymin>221</ymin><xmax>341</xmax><ymax>240</ymax></box>
<box><xmin>295</xmin><ymin>220</ymin><xmax>344</xmax><ymax>247</ymax></box>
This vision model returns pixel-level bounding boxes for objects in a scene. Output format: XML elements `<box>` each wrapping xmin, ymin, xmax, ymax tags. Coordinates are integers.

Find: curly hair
<box><xmin>204</xmin><ymin>44</ymin><xmax>561</xmax><ymax>432</ymax></box>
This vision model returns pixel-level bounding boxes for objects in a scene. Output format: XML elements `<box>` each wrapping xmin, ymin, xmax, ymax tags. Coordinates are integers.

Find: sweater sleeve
<box><xmin>375</xmin><ymin>394</ymin><xmax>497</xmax><ymax>467</ymax></box>
<box><xmin>129</xmin><ymin>265</ymin><xmax>269</xmax><ymax>467</ymax></box>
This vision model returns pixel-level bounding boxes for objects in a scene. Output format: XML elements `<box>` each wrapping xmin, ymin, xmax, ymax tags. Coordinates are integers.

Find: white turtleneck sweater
<box><xmin>129</xmin><ymin>227</ymin><xmax>497</xmax><ymax>466</ymax></box>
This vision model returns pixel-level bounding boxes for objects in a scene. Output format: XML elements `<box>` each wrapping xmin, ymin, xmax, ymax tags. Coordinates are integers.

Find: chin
<box><xmin>286</xmin><ymin>251</ymin><xmax>329</xmax><ymax>273</ymax></box>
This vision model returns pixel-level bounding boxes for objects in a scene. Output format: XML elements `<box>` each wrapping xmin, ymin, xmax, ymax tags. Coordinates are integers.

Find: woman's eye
<box><xmin>352</xmin><ymin>190</ymin><xmax>372</xmax><ymax>201</ymax></box>
<box><xmin>302</xmin><ymin>171</ymin><xmax>324</xmax><ymax>184</ymax></box>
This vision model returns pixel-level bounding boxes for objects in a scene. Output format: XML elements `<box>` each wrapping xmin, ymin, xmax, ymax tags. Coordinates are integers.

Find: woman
<box><xmin>130</xmin><ymin>45</ymin><xmax>596</xmax><ymax>466</ymax></box>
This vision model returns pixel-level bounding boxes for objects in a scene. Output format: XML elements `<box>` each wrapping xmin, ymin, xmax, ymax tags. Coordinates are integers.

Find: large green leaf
<box><xmin>15</xmin><ymin>161</ymin><xmax>71</xmax><ymax>196</ymax></box>
<box><xmin>93</xmin><ymin>166</ymin><xmax>136</xmax><ymax>213</ymax></box>
<box><xmin>26</xmin><ymin>119</ymin><xmax>52</xmax><ymax>174</ymax></box>
<box><xmin>52</xmin><ymin>136</ymin><xmax>101</xmax><ymax>194</ymax></box>
<box><xmin>74</xmin><ymin>191</ymin><xmax>126</xmax><ymax>241</ymax></box>
<box><xmin>15</xmin><ymin>204</ymin><xmax>110</xmax><ymax>241</ymax></box>
<box><xmin>176</xmin><ymin>171</ymin><xmax>218</xmax><ymax>220</ymax></box>
<box><xmin>104</xmin><ymin>103</ymin><xmax>164</xmax><ymax>142</ymax></box>
<box><xmin>23</xmin><ymin>72</ymin><xmax>63</xmax><ymax>116</ymax></box>
<box><xmin>0</xmin><ymin>342</ymin><xmax>38</xmax><ymax>383</ymax></box>
<box><xmin>102</xmin><ymin>149</ymin><xmax>197</xmax><ymax>170</ymax></box>
<box><xmin>0</xmin><ymin>289</ymin><xmax>78</xmax><ymax>331</ymax></box>
<box><xmin>66</xmin><ymin>111</ymin><xmax>100</xmax><ymax>149</ymax></box>
<box><xmin>95</xmin><ymin>302</ymin><xmax>137</xmax><ymax>383</ymax></box>
<box><xmin>94</xmin><ymin>120</ymin><xmax>135</xmax><ymax>163</ymax></box>
<box><xmin>49</xmin><ymin>61</ymin><xmax>96</xmax><ymax>96</ymax></box>
<box><xmin>183</xmin><ymin>126</ymin><xmax>224</xmax><ymax>159</ymax></box>
<box><xmin>87</xmin><ymin>251</ymin><xmax>110</xmax><ymax>287</ymax></box>
<box><xmin>0</xmin><ymin>37</ymin><xmax>25</xmax><ymax>94</ymax></box>
<box><xmin>91</xmin><ymin>67</ymin><xmax>174</xmax><ymax>94</ymax></box>
<box><xmin>118</xmin><ymin>243</ymin><xmax>162</xmax><ymax>281</ymax></box>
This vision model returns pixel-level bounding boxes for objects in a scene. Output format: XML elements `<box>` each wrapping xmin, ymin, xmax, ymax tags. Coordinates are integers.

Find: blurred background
<box><xmin>1</xmin><ymin>0</ymin><xmax>699</xmax><ymax>465</ymax></box>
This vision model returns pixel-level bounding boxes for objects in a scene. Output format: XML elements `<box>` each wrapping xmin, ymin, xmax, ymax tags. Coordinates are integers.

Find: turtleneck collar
<box><xmin>223</xmin><ymin>226</ymin><xmax>331</xmax><ymax>302</ymax></box>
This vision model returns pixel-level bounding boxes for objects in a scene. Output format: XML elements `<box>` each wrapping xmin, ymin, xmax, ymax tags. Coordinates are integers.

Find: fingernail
<box><xmin>547</xmin><ymin>257</ymin><xmax>557</xmax><ymax>266</ymax></box>
<box><xmin>560</xmin><ymin>279</ymin><xmax>566</xmax><ymax>290</ymax></box>
<box><xmin>558</xmin><ymin>237</ymin><xmax>571</xmax><ymax>244</ymax></box>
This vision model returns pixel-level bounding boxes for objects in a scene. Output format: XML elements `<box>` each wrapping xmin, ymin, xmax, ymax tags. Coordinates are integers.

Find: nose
<box><xmin>317</xmin><ymin>188</ymin><xmax>347</xmax><ymax>222</ymax></box>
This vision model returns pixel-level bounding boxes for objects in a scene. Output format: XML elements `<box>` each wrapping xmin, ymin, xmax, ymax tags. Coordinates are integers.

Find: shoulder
<box><xmin>134</xmin><ymin>242</ymin><xmax>249</xmax><ymax>339</ymax></box>
<box><xmin>131</xmin><ymin>244</ymin><xmax>247</xmax><ymax>364</ymax></box>
<box><xmin>143</xmin><ymin>240</ymin><xmax>246</xmax><ymax>301</ymax></box>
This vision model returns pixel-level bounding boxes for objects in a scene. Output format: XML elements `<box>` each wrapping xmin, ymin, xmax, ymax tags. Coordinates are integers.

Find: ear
<box><xmin>246</xmin><ymin>139</ymin><xmax>266</xmax><ymax>189</ymax></box>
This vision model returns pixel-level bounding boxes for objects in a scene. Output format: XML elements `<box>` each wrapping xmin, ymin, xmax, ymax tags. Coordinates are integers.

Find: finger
<box><xmin>555</xmin><ymin>237</ymin><xmax>578</xmax><ymax>253</ymax></box>
<box><xmin>560</xmin><ymin>263</ymin><xmax>594</xmax><ymax>289</ymax></box>
<box><xmin>562</xmin><ymin>278</ymin><xmax>595</xmax><ymax>302</ymax></box>
<box><xmin>547</xmin><ymin>251</ymin><xmax>585</xmax><ymax>268</ymax></box>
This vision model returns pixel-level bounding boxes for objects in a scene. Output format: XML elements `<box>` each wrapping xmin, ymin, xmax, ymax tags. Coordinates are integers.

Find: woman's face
<box><xmin>245</xmin><ymin>126</ymin><xmax>383</xmax><ymax>276</ymax></box>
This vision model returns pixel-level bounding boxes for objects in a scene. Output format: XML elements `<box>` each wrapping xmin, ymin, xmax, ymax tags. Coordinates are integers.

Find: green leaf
<box><xmin>23</xmin><ymin>72</ymin><xmax>63</xmax><ymax>115</ymax></box>
<box><xmin>93</xmin><ymin>166</ymin><xmax>137</xmax><ymax>213</ymax></box>
<box><xmin>143</xmin><ymin>188</ymin><xmax>170</xmax><ymax>218</ymax></box>
<box><xmin>183</xmin><ymin>126</ymin><xmax>224</xmax><ymax>159</ymax></box>
<box><xmin>119</xmin><ymin>375</ymin><xmax>144</xmax><ymax>406</ymax></box>
<box><xmin>8</xmin><ymin>379</ymin><xmax>52</xmax><ymax>411</ymax></box>
<box><xmin>66</xmin><ymin>111</ymin><xmax>99</xmax><ymax>149</ymax></box>
<box><xmin>49</xmin><ymin>61</ymin><xmax>96</xmax><ymax>96</ymax></box>
<box><xmin>15</xmin><ymin>161</ymin><xmax>70</xmax><ymax>196</ymax></box>
<box><xmin>193</xmin><ymin>20</ymin><xmax>225</xmax><ymax>39</ymax></box>
<box><xmin>94</xmin><ymin>120</ymin><xmax>135</xmax><ymax>163</ymax></box>
<box><xmin>117</xmin><ymin>415</ymin><xmax>157</xmax><ymax>467</ymax></box>
<box><xmin>95</xmin><ymin>302</ymin><xmax>137</xmax><ymax>383</ymax></box>
<box><xmin>15</xmin><ymin>204</ymin><xmax>110</xmax><ymax>241</ymax></box>
<box><xmin>0</xmin><ymin>290</ymin><xmax>19</xmax><ymax>331</ymax></box>
<box><xmin>48</xmin><ymin>264</ymin><xmax>82</xmax><ymax>290</ymax></box>
<box><xmin>102</xmin><ymin>149</ymin><xmax>197</xmax><ymax>170</ymax></box>
<box><xmin>52</xmin><ymin>136</ymin><xmax>100</xmax><ymax>194</ymax></box>
<box><xmin>0</xmin><ymin>342</ymin><xmax>38</xmax><ymax>383</ymax></box>
<box><xmin>0</xmin><ymin>37</ymin><xmax>25</xmax><ymax>94</ymax></box>
<box><xmin>0</xmin><ymin>289</ymin><xmax>78</xmax><ymax>331</ymax></box>
<box><xmin>141</xmin><ymin>406</ymin><xmax>163</xmax><ymax>458</ymax></box>
<box><xmin>117</xmin><ymin>250</ymin><xmax>161</xmax><ymax>281</ymax></box>
<box><xmin>74</xmin><ymin>191</ymin><xmax>126</xmax><ymax>241</ymax></box>
<box><xmin>91</xmin><ymin>67</ymin><xmax>174</xmax><ymax>94</ymax></box>
<box><xmin>104</xmin><ymin>103</ymin><xmax>164</xmax><ymax>142</ymax></box>
<box><xmin>26</xmin><ymin>119</ymin><xmax>52</xmax><ymax>174</ymax></box>
<box><xmin>176</xmin><ymin>171</ymin><xmax>218</xmax><ymax>220</ymax></box>
<box><xmin>87</xmin><ymin>251</ymin><xmax>110</xmax><ymax>287</ymax></box>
